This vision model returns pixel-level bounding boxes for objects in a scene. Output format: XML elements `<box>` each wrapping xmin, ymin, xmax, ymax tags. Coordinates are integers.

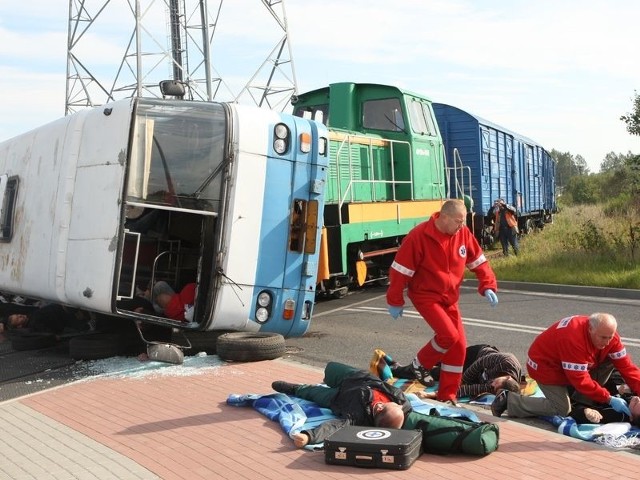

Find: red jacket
<box><xmin>386</xmin><ymin>212</ymin><xmax>497</xmax><ymax>307</ymax></box>
<box><xmin>527</xmin><ymin>315</ymin><xmax>640</xmax><ymax>403</ymax></box>
<box><xmin>165</xmin><ymin>283</ymin><xmax>196</xmax><ymax>321</ymax></box>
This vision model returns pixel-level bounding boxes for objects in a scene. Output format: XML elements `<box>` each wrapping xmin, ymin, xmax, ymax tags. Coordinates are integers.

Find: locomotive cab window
<box><xmin>0</xmin><ymin>175</ymin><xmax>18</xmax><ymax>242</ymax></box>
<box><xmin>362</xmin><ymin>98</ymin><xmax>406</xmax><ymax>132</ymax></box>
<box><xmin>408</xmin><ymin>99</ymin><xmax>438</xmax><ymax>136</ymax></box>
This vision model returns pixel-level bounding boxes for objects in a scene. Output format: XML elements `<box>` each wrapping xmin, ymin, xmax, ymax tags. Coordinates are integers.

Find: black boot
<box><xmin>491</xmin><ymin>389</ymin><xmax>509</xmax><ymax>417</ymax></box>
<box><xmin>271</xmin><ymin>381</ymin><xmax>300</xmax><ymax>395</ymax></box>
<box><xmin>390</xmin><ymin>364</ymin><xmax>416</xmax><ymax>379</ymax></box>
<box><xmin>411</xmin><ymin>358</ymin><xmax>435</xmax><ymax>387</ymax></box>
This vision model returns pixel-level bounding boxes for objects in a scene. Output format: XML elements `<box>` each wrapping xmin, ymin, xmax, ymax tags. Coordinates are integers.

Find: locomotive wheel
<box><xmin>331</xmin><ymin>287</ymin><xmax>349</xmax><ymax>299</ymax></box>
<box><xmin>216</xmin><ymin>332</ymin><xmax>286</xmax><ymax>362</ymax></box>
<box><xmin>523</xmin><ymin>218</ymin><xmax>533</xmax><ymax>234</ymax></box>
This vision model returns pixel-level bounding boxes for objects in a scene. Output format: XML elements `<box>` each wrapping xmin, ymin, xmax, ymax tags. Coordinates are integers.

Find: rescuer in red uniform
<box><xmin>386</xmin><ymin>199</ymin><xmax>499</xmax><ymax>404</ymax></box>
<box><xmin>491</xmin><ymin>313</ymin><xmax>637</xmax><ymax>418</ymax></box>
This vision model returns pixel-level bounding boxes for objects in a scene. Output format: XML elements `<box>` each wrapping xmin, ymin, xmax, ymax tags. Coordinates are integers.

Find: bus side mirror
<box><xmin>160</xmin><ymin>80</ymin><xmax>186</xmax><ymax>98</ymax></box>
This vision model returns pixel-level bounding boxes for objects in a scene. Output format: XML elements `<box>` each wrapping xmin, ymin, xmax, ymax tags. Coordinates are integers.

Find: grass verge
<box><xmin>474</xmin><ymin>205</ymin><xmax>640</xmax><ymax>290</ymax></box>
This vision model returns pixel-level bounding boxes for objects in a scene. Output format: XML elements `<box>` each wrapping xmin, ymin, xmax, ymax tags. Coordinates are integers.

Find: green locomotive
<box><xmin>292</xmin><ymin>82</ymin><xmax>448</xmax><ymax>297</ymax></box>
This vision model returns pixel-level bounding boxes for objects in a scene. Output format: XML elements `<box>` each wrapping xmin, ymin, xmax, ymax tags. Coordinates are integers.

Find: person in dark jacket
<box><xmin>3</xmin><ymin>303</ymin><xmax>90</xmax><ymax>335</ymax></box>
<box><xmin>569</xmin><ymin>395</ymin><xmax>640</xmax><ymax>425</ymax></box>
<box><xmin>391</xmin><ymin>344</ymin><xmax>524</xmax><ymax>399</ymax></box>
<box><xmin>488</xmin><ymin>198</ymin><xmax>519</xmax><ymax>256</ymax></box>
<box><xmin>272</xmin><ymin>362</ymin><xmax>411</xmax><ymax>447</ymax></box>
<box><xmin>273</xmin><ymin>362</ymin><xmax>501</xmax><ymax>457</ymax></box>
<box><xmin>569</xmin><ymin>369</ymin><xmax>640</xmax><ymax>425</ymax></box>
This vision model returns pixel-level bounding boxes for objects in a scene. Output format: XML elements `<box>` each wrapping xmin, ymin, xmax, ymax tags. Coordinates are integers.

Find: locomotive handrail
<box><xmin>332</xmin><ymin>133</ymin><xmax>413</xmax><ymax>225</ymax></box>
<box><xmin>446</xmin><ymin>148</ymin><xmax>472</xmax><ymax>202</ymax></box>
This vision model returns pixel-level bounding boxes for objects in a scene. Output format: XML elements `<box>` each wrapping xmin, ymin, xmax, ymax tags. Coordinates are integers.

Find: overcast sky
<box><xmin>1</xmin><ymin>0</ymin><xmax>638</xmax><ymax>173</ymax></box>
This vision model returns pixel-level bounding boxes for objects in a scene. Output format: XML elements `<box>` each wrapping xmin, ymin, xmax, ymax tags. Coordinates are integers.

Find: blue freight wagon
<box><xmin>433</xmin><ymin>103</ymin><xmax>556</xmax><ymax>239</ymax></box>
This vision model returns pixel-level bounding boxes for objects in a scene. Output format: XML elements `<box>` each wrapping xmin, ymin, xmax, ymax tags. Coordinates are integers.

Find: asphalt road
<box><xmin>283</xmin><ymin>282</ymin><xmax>640</xmax><ymax>373</ymax></box>
<box><xmin>2</xmin><ymin>281</ymin><xmax>639</xmax><ymax>404</ymax></box>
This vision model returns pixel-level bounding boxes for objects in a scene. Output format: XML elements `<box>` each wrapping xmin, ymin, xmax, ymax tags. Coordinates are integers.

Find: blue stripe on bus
<box><xmin>251</xmin><ymin>115</ymin><xmax>327</xmax><ymax>337</ymax></box>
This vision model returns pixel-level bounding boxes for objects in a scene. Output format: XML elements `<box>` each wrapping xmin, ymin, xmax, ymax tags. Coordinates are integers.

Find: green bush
<box><xmin>480</xmin><ymin>204</ymin><xmax>640</xmax><ymax>289</ymax></box>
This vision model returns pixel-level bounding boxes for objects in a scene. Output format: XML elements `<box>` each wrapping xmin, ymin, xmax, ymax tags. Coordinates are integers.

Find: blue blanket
<box><xmin>540</xmin><ymin>415</ymin><xmax>640</xmax><ymax>447</ymax></box>
<box><xmin>227</xmin><ymin>392</ymin><xmax>481</xmax><ymax>449</ymax></box>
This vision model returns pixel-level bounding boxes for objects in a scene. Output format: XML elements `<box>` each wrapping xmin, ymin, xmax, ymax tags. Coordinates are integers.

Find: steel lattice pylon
<box><xmin>65</xmin><ymin>0</ymin><xmax>298</xmax><ymax>115</ymax></box>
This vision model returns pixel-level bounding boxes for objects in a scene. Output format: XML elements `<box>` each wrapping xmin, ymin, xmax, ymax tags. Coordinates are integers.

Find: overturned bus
<box><xmin>0</xmin><ymin>97</ymin><xmax>327</xmax><ymax>341</ymax></box>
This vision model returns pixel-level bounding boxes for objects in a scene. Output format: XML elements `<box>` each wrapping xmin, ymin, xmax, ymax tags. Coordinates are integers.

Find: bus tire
<box><xmin>216</xmin><ymin>332</ymin><xmax>286</xmax><ymax>362</ymax></box>
<box><xmin>69</xmin><ymin>333</ymin><xmax>122</xmax><ymax>360</ymax></box>
<box><xmin>11</xmin><ymin>332</ymin><xmax>58</xmax><ymax>351</ymax></box>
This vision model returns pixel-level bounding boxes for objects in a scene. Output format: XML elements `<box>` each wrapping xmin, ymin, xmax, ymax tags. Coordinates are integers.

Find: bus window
<box><xmin>0</xmin><ymin>175</ymin><xmax>18</xmax><ymax>242</ymax></box>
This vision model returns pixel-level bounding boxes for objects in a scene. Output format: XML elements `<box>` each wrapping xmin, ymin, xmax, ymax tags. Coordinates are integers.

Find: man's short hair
<box><xmin>374</xmin><ymin>404</ymin><xmax>405</xmax><ymax>429</ymax></box>
<box><xmin>441</xmin><ymin>199</ymin><xmax>466</xmax><ymax>215</ymax></box>
<box><xmin>151</xmin><ymin>281</ymin><xmax>176</xmax><ymax>313</ymax></box>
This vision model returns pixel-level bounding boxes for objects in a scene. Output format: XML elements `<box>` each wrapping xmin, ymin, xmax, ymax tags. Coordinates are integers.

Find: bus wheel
<box><xmin>216</xmin><ymin>332</ymin><xmax>286</xmax><ymax>362</ymax></box>
<box><xmin>69</xmin><ymin>333</ymin><xmax>122</xmax><ymax>360</ymax></box>
<box><xmin>11</xmin><ymin>332</ymin><xmax>57</xmax><ymax>351</ymax></box>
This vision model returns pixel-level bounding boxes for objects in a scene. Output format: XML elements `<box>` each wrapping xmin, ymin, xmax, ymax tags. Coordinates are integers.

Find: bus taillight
<box><xmin>283</xmin><ymin>298</ymin><xmax>295</xmax><ymax>320</ymax></box>
<box><xmin>299</xmin><ymin>132</ymin><xmax>311</xmax><ymax>153</ymax></box>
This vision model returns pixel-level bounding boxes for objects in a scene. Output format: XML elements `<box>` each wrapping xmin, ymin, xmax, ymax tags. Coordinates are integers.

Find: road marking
<box><xmin>461</xmin><ymin>286</ymin><xmax>640</xmax><ymax>306</ymax></box>
<box><xmin>346</xmin><ymin>306</ymin><xmax>640</xmax><ymax>347</ymax></box>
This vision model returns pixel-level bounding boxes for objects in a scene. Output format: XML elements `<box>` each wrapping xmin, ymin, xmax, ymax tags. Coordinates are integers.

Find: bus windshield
<box><xmin>127</xmin><ymin>99</ymin><xmax>227</xmax><ymax>213</ymax></box>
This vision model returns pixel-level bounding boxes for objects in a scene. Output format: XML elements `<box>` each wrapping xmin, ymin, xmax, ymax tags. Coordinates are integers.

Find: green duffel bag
<box><xmin>403</xmin><ymin>410</ymin><xmax>499</xmax><ymax>456</ymax></box>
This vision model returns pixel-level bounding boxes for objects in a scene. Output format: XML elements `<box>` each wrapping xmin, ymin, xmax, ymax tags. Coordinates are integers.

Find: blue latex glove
<box><xmin>609</xmin><ymin>396</ymin><xmax>631</xmax><ymax>416</ymax></box>
<box><xmin>484</xmin><ymin>289</ymin><xmax>498</xmax><ymax>307</ymax></box>
<box><xmin>387</xmin><ymin>305</ymin><xmax>404</xmax><ymax>320</ymax></box>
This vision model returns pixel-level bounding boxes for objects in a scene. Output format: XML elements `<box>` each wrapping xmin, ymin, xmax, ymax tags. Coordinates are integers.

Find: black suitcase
<box><xmin>324</xmin><ymin>426</ymin><xmax>422</xmax><ymax>470</ymax></box>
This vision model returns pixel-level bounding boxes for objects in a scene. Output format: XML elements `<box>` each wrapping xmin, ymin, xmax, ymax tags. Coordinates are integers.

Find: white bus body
<box><xmin>0</xmin><ymin>98</ymin><xmax>327</xmax><ymax>337</ymax></box>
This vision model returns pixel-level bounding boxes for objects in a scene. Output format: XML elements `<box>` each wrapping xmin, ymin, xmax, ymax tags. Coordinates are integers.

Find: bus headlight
<box><xmin>273</xmin><ymin>123</ymin><xmax>289</xmax><ymax>154</ymax></box>
<box><xmin>274</xmin><ymin>138</ymin><xmax>287</xmax><ymax>154</ymax></box>
<box><xmin>257</xmin><ymin>291</ymin><xmax>271</xmax><ymax>307</ymax></box>
<box><xmin>256</xmin><ymin>307</ymin><xmax>269</xmax><ymax>323</ymax></box>
<box><xmin>255</xmin><ymin>290</ymin><xmax>272</xmax><ymax>323</ymax></box>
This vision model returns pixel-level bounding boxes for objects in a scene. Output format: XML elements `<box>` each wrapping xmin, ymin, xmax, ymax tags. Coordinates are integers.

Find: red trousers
<box><xmin>411</xmin><ymin>298</ymin><xmax>466</xmax><ymax>402</ymax></box>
